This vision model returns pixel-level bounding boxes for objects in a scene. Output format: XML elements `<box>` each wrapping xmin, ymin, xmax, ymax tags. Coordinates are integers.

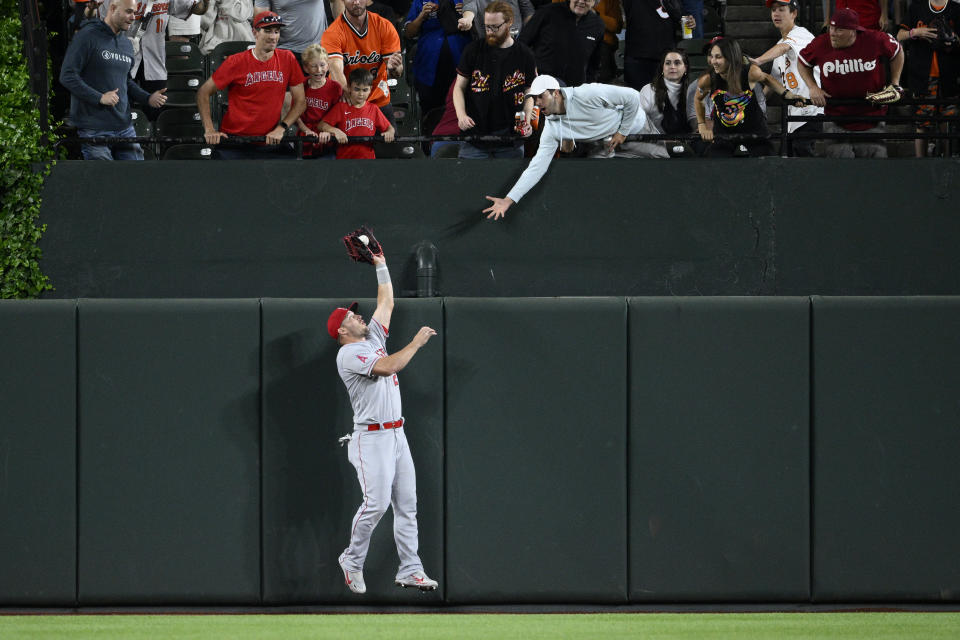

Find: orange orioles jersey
<box><xmin>321</xmin><ymin>11</ymin><xmax>401</xmax><ymax>107</ymax></box>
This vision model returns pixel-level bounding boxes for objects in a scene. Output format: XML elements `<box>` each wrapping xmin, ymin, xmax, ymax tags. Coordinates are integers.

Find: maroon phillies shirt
<box><xmin>799</xmin><ymin>30</ymin><xmax>901</xmax><ymax>130</ymax></box>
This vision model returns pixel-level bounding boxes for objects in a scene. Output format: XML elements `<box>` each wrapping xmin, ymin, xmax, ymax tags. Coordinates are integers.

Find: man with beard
<box><xmin>453</xmin><ymin>0</ymin><xmax>538</xmax><ymax>158</ymax></box>
<box><xmin>322</xmin><ymin>0</ymin><xmax>404</xmax><ymax>124</ymax></box>
<box><xmin>518</xmin><ymin>0</ymin><xmax>604</xmax><ymax>86</ymax></box>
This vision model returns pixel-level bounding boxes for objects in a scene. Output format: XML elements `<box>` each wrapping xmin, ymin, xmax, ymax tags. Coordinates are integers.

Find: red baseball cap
<box><xmin>327</xmin><ymin>302</ymin><xmax>358</xmax><ymax>339</ymax></box>
<box><xmin>253</xmin><ymin>10</ymin><xmax>284</xmax><ymax>29</ymax></box>
<box><xmin>830</xmin><ymin>8</ymin><xmax>866</xmax><ymax>31</ymax></box>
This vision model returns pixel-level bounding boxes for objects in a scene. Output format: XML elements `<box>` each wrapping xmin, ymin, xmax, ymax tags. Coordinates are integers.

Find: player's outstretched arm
<box><xmin>371</xmin><ymin>255</ymin><xmax>394</xmax><ymax>330</ymax></box>
<box><xmin>371</xmin><ymin>327</ymin><xmax>437</xmax><ymax>376</ymax></box>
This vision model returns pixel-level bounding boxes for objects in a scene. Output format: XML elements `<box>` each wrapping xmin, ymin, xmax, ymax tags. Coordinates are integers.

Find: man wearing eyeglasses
<box><xmin>453</xmin><ymin>0</ymin><xmax>538</xmax><ymax>158</ymax></box>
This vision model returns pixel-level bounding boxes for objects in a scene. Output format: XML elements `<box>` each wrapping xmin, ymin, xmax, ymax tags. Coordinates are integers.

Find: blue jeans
<box><xmin>681</xmin><ymin>0</ymin><xmax>704</xmax><ymax>38</ymax></box>
<box><xmin>79</xmin><ymin>125</ymin><xmax>143</xmax><ymax>161</ymax></box>
<box><xmin>429</xmin><ymin>141</ymin><xmax>462</xmax><ymax>158</ymax></box>
<box><xmin>458</xmin><ymin>142</ymin><xmax>524</xmax><ymax>159</ymax></box>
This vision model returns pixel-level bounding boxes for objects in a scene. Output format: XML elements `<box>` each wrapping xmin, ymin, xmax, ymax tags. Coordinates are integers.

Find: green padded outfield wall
<box><xmin>4</xmin><ymin>297</ymin><xmax>960</xmax><ymax>605</ymax></box>
<box><xmin>628</xmin><ymin>298</ymin><xmax>810</xmax><ymax>601</ymax></box>
<box><xmin>0</xmin><ymin>301</ymin><xmax>77</xmax><ymax>605</ymax></box>
<box><xmin>39</xmin><ymin>159</ymin><xmax>960</xmax><ymax>299</ymax></box>
<box><xmin>261</xmin><ymin>298</ymin><xmax>444</xmax><ymax>604</ymax></box>
<box><xmin>812</xmin><ymin>297</ymin><xmax>960</xmax><ymax>601</ymax></box>
<box><xmin>444</xmin><ymin>298</ymin><xmax>628</xmax><ymax>603</ymax></box>
<box><xmin>76</xmin><ymin>300</ymin><xmax>261</xmax><ymax>604</ymax></box>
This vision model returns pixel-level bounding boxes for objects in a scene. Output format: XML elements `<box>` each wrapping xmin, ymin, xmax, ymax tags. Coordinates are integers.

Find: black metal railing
<box><xmin>53</xmin><ymin>95</ymin><xmax>959</xmax><ymax>159</ymax></box>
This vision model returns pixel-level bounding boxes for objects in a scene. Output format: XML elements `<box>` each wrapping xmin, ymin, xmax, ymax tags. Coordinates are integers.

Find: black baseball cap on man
<box><xmin>765</xmin><ymin>0</ymin><xmax>799</xmax><ymax>9</ymax></box>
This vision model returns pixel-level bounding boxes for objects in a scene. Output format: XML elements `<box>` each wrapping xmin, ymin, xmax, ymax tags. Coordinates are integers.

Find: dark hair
<box><xmin>653</xmin><ymin>48</ymin><xmax>691</xmax><ymax>115</ymax></box>
<box><xmin>708</xmin><ymin>37</ymin><xmax>746</xmax><ymax>94</ymax></box>
<box><xmin>347</xmin><ymin>68</ymin><xmax>374</xmax><ymax>87</ymax></box>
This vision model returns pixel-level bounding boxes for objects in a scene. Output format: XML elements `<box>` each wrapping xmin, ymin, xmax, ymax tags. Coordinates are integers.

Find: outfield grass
<box><xmin>2</xmin><ymin>612</ymin><xmax>960</xmax><ymax>640</ymax></box>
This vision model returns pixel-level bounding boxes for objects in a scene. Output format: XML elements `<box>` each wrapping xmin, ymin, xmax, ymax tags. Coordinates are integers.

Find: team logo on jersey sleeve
<box><xmin>357</xmin><ymin>355</ymin><xmax>368</xmax><ymax>363</ymax></box>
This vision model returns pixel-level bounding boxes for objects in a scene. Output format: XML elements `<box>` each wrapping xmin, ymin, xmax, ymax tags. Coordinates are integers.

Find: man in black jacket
<box><xmin>622</xmin><ymin>0</ymin><xmax>691</xmax><ymax>91</ymax></box>
<box><xmin>519</xmin><ymin>0</ymin><xmax>603</xmax><ymax>85</ymax></box>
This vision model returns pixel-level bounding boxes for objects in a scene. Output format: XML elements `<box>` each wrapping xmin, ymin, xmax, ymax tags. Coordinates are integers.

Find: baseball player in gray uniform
<box><xmin>328</xmin><ymin>253</ymin><xmax>439</xmax><ymax>594</ymax></box>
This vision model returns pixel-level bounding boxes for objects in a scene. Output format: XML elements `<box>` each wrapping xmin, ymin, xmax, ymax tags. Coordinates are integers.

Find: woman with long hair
<box><xmin>694</xmin><ymin>36</ymin><xmax>805</xmax><ymax>156</ymax></box>
<box><xmin>641</xmin><ymin>48</ymin><xmax>698</xmax><ymax>133</ymax></box>
<box><xmin>620</xmin><ymin>48</ymin><xmax>698</xmax><ymax>157</ymax></box>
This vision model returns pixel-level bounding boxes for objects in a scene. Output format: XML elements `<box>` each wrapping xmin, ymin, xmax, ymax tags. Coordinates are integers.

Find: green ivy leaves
<box><xmin>0</xmin><ymin>9</ymin><xmax>55</xmax><ymax>298</ymax></box>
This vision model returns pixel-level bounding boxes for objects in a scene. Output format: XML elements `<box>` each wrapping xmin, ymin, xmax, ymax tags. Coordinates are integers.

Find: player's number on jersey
<box><xmin>785</xmin><ymin>72</ymin><xmax>798</xmax><ymax>90</ymax></box>
<box><xmin>392</xmin><ymin>374</ymin><xmax>399</xmax><ymax>386</ymax></box>
<box><xmin>156</xmin><ymin>17</ymin><xmax>165</xmax><ymax>33</ymax></box>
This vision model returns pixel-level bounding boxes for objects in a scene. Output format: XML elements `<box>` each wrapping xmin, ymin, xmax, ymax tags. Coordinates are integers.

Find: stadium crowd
<box><xmin>59</xmin><ymin>0</ymin><xmax>959</xmax><ymax>160</ymax></box>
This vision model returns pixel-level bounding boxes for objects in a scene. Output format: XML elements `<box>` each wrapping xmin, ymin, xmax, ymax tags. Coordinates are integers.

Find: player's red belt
<box><xmin>367</xmin><ymin>418</ymin><xmax>403</xmax><ymax>431</ymax></box>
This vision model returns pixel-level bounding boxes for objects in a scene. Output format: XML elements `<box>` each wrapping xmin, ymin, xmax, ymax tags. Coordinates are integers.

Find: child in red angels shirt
<box><xmin>296</xmin><ymin>44</ymin><xmax>343</xmax><ymax>158</ymax></box>
<box><xmin>320</xmin><ymin>68</ymin><xmax>396</xmax><ymax>159</ymax></box>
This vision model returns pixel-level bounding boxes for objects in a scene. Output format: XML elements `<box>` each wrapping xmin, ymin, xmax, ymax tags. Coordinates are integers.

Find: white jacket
<box><xmin>506</xmin><ymin>84</ymin><xmax>646</xmax><ymax>204</ymax></box>
<box><xmin>199</xmin><ymin>0</ymin><xmax>255</xmax><ymax>55</ymax></box>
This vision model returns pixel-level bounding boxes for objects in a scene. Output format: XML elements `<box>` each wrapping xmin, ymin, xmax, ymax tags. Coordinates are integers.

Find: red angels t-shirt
<box><xmin>300</xmin><ymin>80</ymin><xmax>343</xmax><ymax>156</ymax></box>
<box><xmin>799</xmin><ymin>30</ymin><xmax>901</xmax><ymax>130</ymax></box>
<box><xmin>213</xmin><ymin>48</ymin><xmax>306</xmax><ymax>136</ymax></box>
<box><xmin>322</xmin><ymin>100</ymin><xmax>391</xmax><ymax>159</ymax></box>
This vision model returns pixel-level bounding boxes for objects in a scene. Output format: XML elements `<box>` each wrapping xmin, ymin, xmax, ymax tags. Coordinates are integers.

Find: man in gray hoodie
<box><xmin>483</xmin><ymin>74</ymin><xmax>647</xmax><ymax>220</ymax></box>
<box><xmin>60</xmin><ymin>0</ymin><xmax>168</xmax><ymax>160</ymax></box>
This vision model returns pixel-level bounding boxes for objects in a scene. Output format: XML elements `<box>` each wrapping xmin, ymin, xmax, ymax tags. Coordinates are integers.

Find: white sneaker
<box><xmin>395</xmin><ymin>570</ymin><xmax>438</xmax><ymax>591</ymax></box>
<box><xmin>338</xmin><ymin>554</ymin><xmax>366</xmax><ymax>594</ymax></box>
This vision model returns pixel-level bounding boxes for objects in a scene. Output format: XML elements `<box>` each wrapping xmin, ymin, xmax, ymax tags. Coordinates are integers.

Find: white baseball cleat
<box><xmin>395</xmin><ymin>570</ymin><xmax>438</xmax><ymax>591</ymax></box>
<box><xmin>338</xmin><ymin>554</ymin><xmax>366</xmax><ymax>594</ymax></box>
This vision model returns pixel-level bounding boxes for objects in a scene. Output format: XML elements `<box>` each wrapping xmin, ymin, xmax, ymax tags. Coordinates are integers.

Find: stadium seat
<box><xmin>207</xmin><ymin>40</ymin><xmax>253</xmax><ymax>75</ymax></box>
<box><xmin>165</xmin><ymin>41</ymin><xmax>205</xmax><ymax>75</ymax></box>
<box><xmin>130</xmin><ymin>108</ymin><xmax>152</xmax><ymax>137</ymax></box>
<box><xmin>162</xmin><ymin>144</ymin><xmax>215</xmax><ymax>160</ymax></box>
<box><xmin>164</xmin><ymin>73</ymin><xmax>203</xmax><ymax>108</ymax></box>
<box><xmin>679</xmin><ymin>37</ymin><xmax>708</xmax><ymax>55</ymax></box>
<box><xmin>419</xmin><ymin>106</ymin><xmax>444</xmax><ymax>155</ymax></box>
<box><xmin>155</xmin><ymin>108</ymin><xmax>205</xmax><ymax>155</ymax></box>
<box><xmin>373</xmin><ymin>140</ymin><xmax>420</xmax><ymax>159</ymax></box>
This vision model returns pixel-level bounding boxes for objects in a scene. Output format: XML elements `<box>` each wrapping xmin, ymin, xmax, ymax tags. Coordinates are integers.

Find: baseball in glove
<box><xmin>342</xmin><ymin>225</ymin><xmax>384</xmax><ymax>264</ymax></box>
<box><xmin>865</xmin><ymin>84</ymin><xmax>904</xmax><ymax>105</ymax></box>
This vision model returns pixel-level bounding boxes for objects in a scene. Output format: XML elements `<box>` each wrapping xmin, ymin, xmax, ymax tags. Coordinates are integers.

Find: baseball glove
<box><xmin>342</xmin><ymin>225</ymin><xmax>384</xmax><ymax>264</ymax></box>
<box><xmin>865</xmin><ymin>84</ymin><xmax>904</xmax><ymax>105</ymax></box>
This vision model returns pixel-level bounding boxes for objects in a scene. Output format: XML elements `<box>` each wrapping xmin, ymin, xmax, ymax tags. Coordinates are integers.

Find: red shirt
<box><xmin>799</xmin><ymin>30</ymin><xmax>901</xmax><ymax>130</ymax></box>
<box><xmin>213</xmin><ymin>48</ymin><xmax>306</xmax><ymax>136</ymax></box>
<box><xmin>322</xmin><ymin>100</ymin><xmax>391</xmax><ymax>159</ymax></box>
<box><xmin>300</xmin><ymin>80</ymin><xmax>343</xmax><ymax>156</ymax></box>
